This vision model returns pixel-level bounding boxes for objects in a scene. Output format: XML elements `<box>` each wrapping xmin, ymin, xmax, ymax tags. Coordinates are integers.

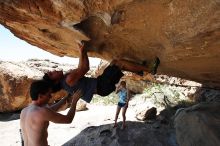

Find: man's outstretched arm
<box><xmin>43</xmin><ymin>90</ymin><xmax>82</xmax><ymax>124</ymax></box>
<box><xmin>66</xmin><ymin>43</ymin><xmax>90</xmax><ymax>86</ymax></box>
<box><xmin>78</xmin><ymin>43</ymin><xmax>89</xmax><ymax>74</ymax></box>
<box><xmin>49</xmin><ymin>94</ymin><xmax>71</xmax><ymax>112</ymax></box>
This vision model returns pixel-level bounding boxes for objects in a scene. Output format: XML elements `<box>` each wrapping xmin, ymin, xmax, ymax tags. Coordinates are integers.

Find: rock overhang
<box><xmin>0</xmin><ymin>0</ymin><xmax>220</xmax><ymax>88</ymax></box>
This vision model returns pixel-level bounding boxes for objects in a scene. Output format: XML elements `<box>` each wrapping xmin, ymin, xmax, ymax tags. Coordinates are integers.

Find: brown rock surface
<box><xmin>136</xmin><ymin>107</ymin><xmax>157</xmax><ymax>121</ymax></box>
<box><xmin>0</xmin><ymin>0</ymin><xmax>220</xmax><ymax>88</ymax></box>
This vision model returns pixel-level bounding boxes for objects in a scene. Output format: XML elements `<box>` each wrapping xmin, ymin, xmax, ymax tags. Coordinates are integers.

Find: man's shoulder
<box><xmin>21</xmin><ymin>105</ymin><xmax>35</xmax><ymax>114</ymax></box>
<box><xmin>37</xmin><ymin>106</ymin><xmax>51</xmax><ymax>113</ymax></box>
<box><xmin>26</xmin><ymin>105</ymin><xmax>50</xmax><ymax>115</ymax></box>
<box><xmin>30</xmin><ymin>106</ymin><xmax>53</xmax><ymax>121</ymax></box>
<box><xmin>21</xmin><ymin>106</ymin><xmax>44</xmax><ymax>120</ymax></box>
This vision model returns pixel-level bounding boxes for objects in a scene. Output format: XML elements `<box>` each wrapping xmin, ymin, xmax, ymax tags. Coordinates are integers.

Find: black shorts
<box><xmin>118</xmin><ymin>102</ymin><xmax>126</xmax><ymax>107</ymax></box>
<box><xmin>97</xmin><ymin>65</ymin><xmax>124</xmax><ymax>96</ymax></box>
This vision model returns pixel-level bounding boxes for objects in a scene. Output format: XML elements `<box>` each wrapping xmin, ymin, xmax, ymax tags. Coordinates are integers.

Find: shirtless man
<box><xmin>20</xmin><ymin>80</ymin><xmax>82</xmax><ymax>146</ymax></box>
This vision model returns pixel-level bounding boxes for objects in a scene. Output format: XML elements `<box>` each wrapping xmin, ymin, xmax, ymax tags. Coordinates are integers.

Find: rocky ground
<box><xmin>0</xmin><ymin>95</ymin><xmax>179</xmax><ymax>146</ymax></box>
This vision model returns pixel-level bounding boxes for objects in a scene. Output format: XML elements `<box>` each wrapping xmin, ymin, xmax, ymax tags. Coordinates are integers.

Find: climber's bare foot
<box><xmin>113</xmin><ymin>123</ymin><xmax>117</xmax><ymax>128</ymax></box>
<box><xmin>122</xmin><ymin>124</ymin><xmax>126</xmax><ymax>130</ymax></box>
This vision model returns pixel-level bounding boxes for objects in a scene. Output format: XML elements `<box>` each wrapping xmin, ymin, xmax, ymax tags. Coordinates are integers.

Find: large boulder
<box><xmin>63</xmin><ymin>122</ymin><xmax>178</xmax><ymax>146</ymax></box>
<box><xmin>0</xmin><ymin>60</ymin><xmax>41</xmax><ymax>112</ymax></box>
<box><xmin>136</xmin><ymin>107</ymin><xmax>157</xmax><ymax>121</ymax></box>
<box><xmin>0</xmin><ymin>59</ymin><xmax>87</xmax><ymax>112</ymax></box>
<box><xmin>174</xmin><ymin>101</ymin><xmax>220</xmax><ymax>146</ymax></box>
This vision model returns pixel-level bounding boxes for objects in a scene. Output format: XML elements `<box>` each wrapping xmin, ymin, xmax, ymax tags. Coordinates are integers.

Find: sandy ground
<box><xmin>0</xmin><ymin>104</ymin><xmax>137</xmax><ymax>146</ymax></box>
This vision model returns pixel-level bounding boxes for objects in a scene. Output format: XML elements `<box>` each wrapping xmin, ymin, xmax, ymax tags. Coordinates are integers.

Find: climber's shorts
<box><xmin>97</xmin><ymin>65</ymin><xmax>124</xmax><ymax>96</ymax></box>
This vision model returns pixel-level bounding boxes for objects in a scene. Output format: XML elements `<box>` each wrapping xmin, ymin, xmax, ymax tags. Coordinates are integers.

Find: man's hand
<box><xmin>116</xmin><ymin>85</ymin><xmax>122</xmax><ymax>93</ymax></box>
<box><xmin>117</xmin><ymin>83</ymin><xmax>121</xmax><ymax>89</ymax></box>
<box><xmin>79</xmin><ymin>43</ymin><xmax>84</xmax><ymax>50</ymax></box>
<box><xmin>71</xmin><ymin>90</ymin><xmax>82</xmax><ymax>104</ymax></box>
<box><xmin>78</xmin><ymin>42</ymin><xmax>85</xmax><ymax>53</ymax></box>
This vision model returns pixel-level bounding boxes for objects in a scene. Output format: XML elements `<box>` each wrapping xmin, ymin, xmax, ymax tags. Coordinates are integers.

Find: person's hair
<box><xmin>30</xmin><ymin>80</ymin><xmax>51</xmax><ymax>101</ymax></box>
<box><xmin>42</xmin><ymin>73</ymin><xmax>62</xmax><ymax>93</ymax></box>
<box><xmin>43</xmin><ymin>73</ymin><xmax>52</xmax><ymax>82</ymax></box>
<box><xmin>120</xmin><ymin>81</ymin><xmax>126</xmax><ymax>86</ymax></box>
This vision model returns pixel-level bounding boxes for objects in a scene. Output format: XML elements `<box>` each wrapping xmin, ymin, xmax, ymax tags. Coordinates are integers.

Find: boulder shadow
<box><xmin>0</xmin><ymin>110</ymin><xmax>21</xmax><ymax>122</ymax></box>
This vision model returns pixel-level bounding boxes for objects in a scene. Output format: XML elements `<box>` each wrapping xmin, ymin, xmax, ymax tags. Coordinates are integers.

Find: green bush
<box><xmin>91</xmin><ymin>92</ymin><xmax>118</xmax><ymax>105</ymax></box>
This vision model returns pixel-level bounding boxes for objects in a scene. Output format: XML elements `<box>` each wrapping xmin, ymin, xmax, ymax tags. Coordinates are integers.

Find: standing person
<box><xmin>113</xmin><ymin>81</ymin><xmax>131</xmax><ymax>129</ymax></box>
<box><xmin>20</xmin><ymin>80</ymin><xmax>82</xmax><ymax>146</ymax></box>
<box><xmin>43</xmin><ymin>42</ymin><xmax>160</xmax><ymax>104</ymax></box>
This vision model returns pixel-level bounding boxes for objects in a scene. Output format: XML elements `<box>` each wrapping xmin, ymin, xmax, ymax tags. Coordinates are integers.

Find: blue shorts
<box><xmin>118</xmin><ymin>102</ymin><xmax>126</xmax><ymax>107</ymax></box>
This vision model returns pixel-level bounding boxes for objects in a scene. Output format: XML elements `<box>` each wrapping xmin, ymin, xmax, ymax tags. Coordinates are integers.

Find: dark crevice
<box><xmin>111</xmin><ymin>10</ymin><xmax>125</xmax><ymax>25</ymax></box>
<box><xmin>0</xmin><ymin>83</ymin><xmax>3</xmax><ymax>95</ymax></box>
<box><xmin>72</xmin><ymin>16</ymin><xmax>100</xmax><ymax>39</ymax></box>
<box><xmin>39</xmin><ymin>28</ymin><xmax>49</xmax><ymax>33</ymax></box>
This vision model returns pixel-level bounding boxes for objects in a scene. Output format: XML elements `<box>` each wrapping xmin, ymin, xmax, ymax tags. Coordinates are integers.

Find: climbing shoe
<box><xmin>151</xmin><ymin>57</ymin><xmax>160</xmax><ymax>75</ymax></box>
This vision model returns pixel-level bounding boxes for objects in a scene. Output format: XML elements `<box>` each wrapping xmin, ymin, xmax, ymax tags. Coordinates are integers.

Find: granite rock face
<box><xmin>0</xmin><ymin>0</ymin><xmax>220</xmax><ymax>88</ymax></box>
<box><xmin>174</xmin><ymin>101</ymin><xmax>220</xmax><ymax>146</ymax></box>
<box><xmin>63</xmin><ymin>122</ymin><xmax>178</xmax><ymax>146</ymax></box>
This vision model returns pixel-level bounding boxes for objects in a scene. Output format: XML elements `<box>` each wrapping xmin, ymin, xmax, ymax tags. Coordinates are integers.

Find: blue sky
<box><xmin>0</xmin><ymin>24</ymin><xmax>100</xmax><ymax>65</ymax></box>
